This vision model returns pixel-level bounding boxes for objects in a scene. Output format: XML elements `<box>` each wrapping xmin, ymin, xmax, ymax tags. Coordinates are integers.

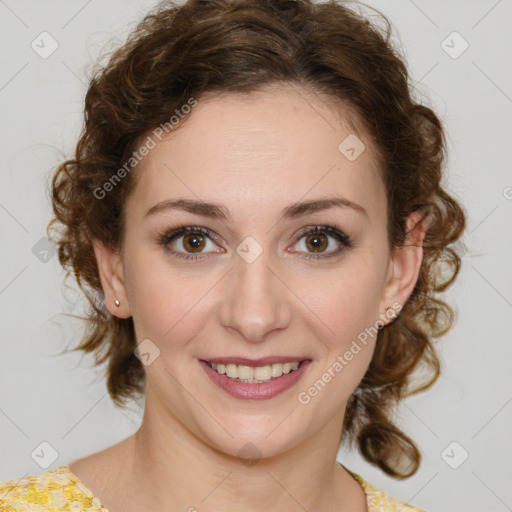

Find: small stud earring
<box><xmin>385</xmin><ymin>305</ymin><xmax>398</xmax><ymax>320</ymax></box>
<box><xmin>114</xmin><ymin>299</ymin><xmax>120</xmax><ymax>307</ymax></box>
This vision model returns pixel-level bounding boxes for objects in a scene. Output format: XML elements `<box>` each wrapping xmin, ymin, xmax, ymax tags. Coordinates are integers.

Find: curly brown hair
<box><xmin>48</xmin><ymin>0</ymin><xmax>465</xmax><ymax>479</ymax></box>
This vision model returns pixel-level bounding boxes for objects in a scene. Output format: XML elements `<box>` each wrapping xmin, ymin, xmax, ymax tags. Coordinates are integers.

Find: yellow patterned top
<box><xmin>0</xmin><ymin>465</ymin><xmax>425</xmax><ymax>511</ymax></box>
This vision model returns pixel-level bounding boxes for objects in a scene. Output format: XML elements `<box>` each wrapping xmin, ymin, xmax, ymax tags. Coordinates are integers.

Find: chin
<box><xmin>197</xmin><ymin>412</ymin><xmax>308</xmax><ymax>462</ymax></box>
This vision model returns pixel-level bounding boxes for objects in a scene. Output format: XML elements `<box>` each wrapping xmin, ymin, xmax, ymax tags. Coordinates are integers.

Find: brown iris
<box><xmin>305</xmin><ymin>233</ymin><xmax>328</xmax><ymax>252</ymax></box>
<box><xmin>182</xmin><ymin>232</ymin><xmax>206</xmax><ymax>252</ymax></box>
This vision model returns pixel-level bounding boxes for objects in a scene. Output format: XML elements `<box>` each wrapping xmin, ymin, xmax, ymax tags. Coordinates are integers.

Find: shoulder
<box><xmin>0</xmin><ymin>466</ymin><xmax>107</xmax><ymax>511</ymax></box>
<box><xmin>348</xmin><ymin>469</ymin><xmax>426</xmax><ymax>512</ymax></box>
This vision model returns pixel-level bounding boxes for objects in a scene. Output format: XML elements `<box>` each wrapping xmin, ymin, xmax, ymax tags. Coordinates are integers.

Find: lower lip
<box><xmin>199</xmin><ymin>360</ymin><xmax>311</xmax><ymax>400</ymax></box>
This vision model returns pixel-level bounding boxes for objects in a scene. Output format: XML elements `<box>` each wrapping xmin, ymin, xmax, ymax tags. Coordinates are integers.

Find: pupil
<box><xmin>308</xmin><ymin>234</ymin><xmax>327</xmax><ymax>252</ymax></box>
<box><xmin>185</xmin><ymin>233</ymin><xmax>204</xmax><ymax>251</ymax></box>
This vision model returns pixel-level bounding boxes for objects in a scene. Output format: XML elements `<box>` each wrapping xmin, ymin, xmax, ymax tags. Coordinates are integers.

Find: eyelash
<box><xmin>157</xmin><ymin>224</ymin><xmax>353</xmax><ymax>262</ymax></box>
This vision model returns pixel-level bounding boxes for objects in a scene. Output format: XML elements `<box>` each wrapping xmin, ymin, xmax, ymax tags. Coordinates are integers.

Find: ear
<box><xmin>92</xmin><ymin>238</ymin><xmax>132</xmax><ymax>319</ymax></box>
<box><xmin>379</xmin><ymin>210</ymin><xmax>428</xmax><ymax>324</ymax></box>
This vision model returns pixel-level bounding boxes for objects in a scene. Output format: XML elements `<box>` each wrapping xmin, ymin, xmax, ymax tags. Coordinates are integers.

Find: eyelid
<box><xmin>288</xmin><ymin>224</ymin><xmax>352</xmax><ymax>260</ymax></box>
<box><xmin>292</xmin><ymin>224</ymin><xmax>351</xmax><ymax>246</ymax></box>
<box><xmin>158</xmin><ymin>223</ymin><xmax>352</xmax><ymax>261</ymax></box>
<box><xmin>158</xmin><ymin>225</ymin><xmax>223</xmax><ymax>258</ymax></box>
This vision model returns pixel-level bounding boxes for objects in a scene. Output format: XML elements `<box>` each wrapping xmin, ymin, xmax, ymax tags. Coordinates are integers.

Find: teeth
<box><xmin>226</xmin><ymin>364</ymin><xmax>238</xmax><ymax>378</ymax></box>
<box><xmin>238</xmin><ymin>365</ymin><xmax>254</xmax><ymax>380</ymax></box>
<box><xmin>254</xmin><ymin>365</ymin><xmax>271</xmax><ymax>380</ymax></box>
<box><xmin>271</xmin><ymin>363</ymin><xmax>283</xmax><ymax>378</ymax></box>
<box><xmin>208</xmin><ymin>361</ymin><xmax>301</xmax><ymax>383</ymax></box>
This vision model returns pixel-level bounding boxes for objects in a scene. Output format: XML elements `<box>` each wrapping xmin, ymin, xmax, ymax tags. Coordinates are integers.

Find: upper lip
<box><xmin>201</xmin><ymin>356</ymin><xmax>310</xmax><ymax>367</ymax></box>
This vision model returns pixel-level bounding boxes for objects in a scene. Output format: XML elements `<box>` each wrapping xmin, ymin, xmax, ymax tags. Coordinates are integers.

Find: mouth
<box><xmin>199</xmin><ymin>357</ymin><xmax>311</xmax><ymax>400</ymax></box>
<box><xmin>203</xmin><ymin>360</ymin><xmax>303</xmax><ymax>383</ymax></box>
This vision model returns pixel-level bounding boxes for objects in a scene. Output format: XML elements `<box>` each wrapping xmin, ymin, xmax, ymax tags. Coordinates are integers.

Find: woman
<box><xmin>0</xmin><ymin>0</ymin><xmax>465</xmax><ymax>510</ymax></box>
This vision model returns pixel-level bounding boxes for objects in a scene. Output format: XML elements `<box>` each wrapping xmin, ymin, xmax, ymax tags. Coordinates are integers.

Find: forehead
<box><xmin>127</xmin><ymin>85</ymin><xmax>385</xmax><ymax>223</ymax></box>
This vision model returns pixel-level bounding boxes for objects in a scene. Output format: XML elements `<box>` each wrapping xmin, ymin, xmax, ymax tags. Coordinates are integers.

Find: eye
<box><xmin>289</xmin><ymin>225</ymin><xmax>352</xmax><ymax>260</ymax></box>
<box><xmin>158</xmin><ymin>224</ymin><xmax>352</xmax><ymax>262</ymax></box>
<box><xmin>158</xmin><ymin>225</ymin><xmax>222</xmax><ymax>261</ymax></box>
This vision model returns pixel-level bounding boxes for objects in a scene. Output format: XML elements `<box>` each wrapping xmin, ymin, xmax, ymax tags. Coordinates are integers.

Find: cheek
<box><xmin>295</xmin><ymin>265</ymin><xmax>383</xmax><ymax>411</ymax></box>
<box><xmin>304</xmin><ymin>256</ymin><xmax>387</xmax><ymax>346</ymax></box>
<box><xmin>124</xmin><ymin>249</ymin><xmax>218</xmax><ymax>347</ymax></box>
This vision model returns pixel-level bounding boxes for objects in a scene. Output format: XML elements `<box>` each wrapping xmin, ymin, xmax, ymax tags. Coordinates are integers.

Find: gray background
<box><xmin>1</xmin><ymin>1</ymin><xmax>511</xmax><ymax>511</ymax></box>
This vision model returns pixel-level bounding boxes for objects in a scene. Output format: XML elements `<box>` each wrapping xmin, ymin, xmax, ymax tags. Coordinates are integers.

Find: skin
<box><xmin>69</xmin><ymin>84</ymin><xmax>426</xmax><ymax>512</ymax></box>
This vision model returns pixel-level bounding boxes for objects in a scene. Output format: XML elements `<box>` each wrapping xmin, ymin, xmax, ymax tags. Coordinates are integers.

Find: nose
<box><xmin>219</xmin><ymin>248</ymin><xmax>291</xmax><ymax>343</ymax></box>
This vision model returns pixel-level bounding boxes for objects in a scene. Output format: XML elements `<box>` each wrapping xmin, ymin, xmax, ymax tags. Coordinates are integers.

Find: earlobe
<box><xmin>92</xmin><ymin>238</ymin><xmax>132</xmax><ymax>319</ymax></box>
<box><xmin>380</xmin><ymin>211</ymin><xmax>429</xmax><ymax>324</ymax></box>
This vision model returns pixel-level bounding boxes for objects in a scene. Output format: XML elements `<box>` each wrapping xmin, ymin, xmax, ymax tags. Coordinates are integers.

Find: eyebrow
<box><xmin>144</xmin><ymin>196</ymin><xmax>367</xmax><ymax>221</ymax></box>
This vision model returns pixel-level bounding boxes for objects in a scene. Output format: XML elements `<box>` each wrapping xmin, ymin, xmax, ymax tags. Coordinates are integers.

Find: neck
<box><xmin>116</xmin><ymin>395</ymin><xmax>366</xmax><ymax>512</ymax></box>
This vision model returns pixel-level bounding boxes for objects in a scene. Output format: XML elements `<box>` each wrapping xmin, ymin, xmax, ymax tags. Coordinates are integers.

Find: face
<box><xmin>95</xmin><ymin>85</ymin><xmax>422</xmax><ymax>459</ymax></box>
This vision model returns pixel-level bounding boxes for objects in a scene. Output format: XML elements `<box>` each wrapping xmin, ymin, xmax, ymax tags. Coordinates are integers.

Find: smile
<box><xmin>199</xmin><ymin>358</ymin><xmax>311</xmax><ymax>400</ymax></box>
<box><xmin>206</xmin><ymin>361</ymin><xmax>301</xmax><ymax>383</ymax></box>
